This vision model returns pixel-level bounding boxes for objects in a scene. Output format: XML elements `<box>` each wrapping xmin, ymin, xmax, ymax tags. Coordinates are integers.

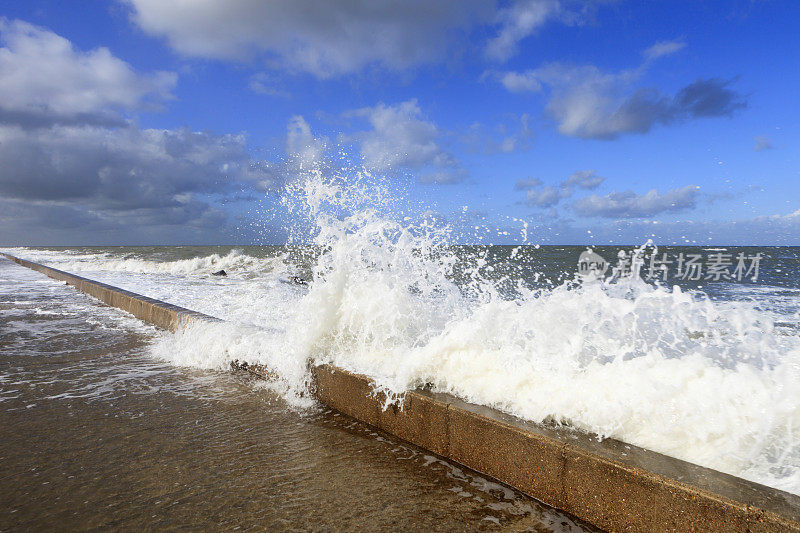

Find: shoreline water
<box><xmin>4</xmin><ymin>252</ymin><xmax>799</xmax><ymax>532</ymax></box>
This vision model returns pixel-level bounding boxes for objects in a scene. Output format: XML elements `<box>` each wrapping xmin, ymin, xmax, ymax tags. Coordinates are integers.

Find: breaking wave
<box><xmin>2</xmin><ymin>248</ymin><xmax>284</xmax><ymax>277</ymax></box>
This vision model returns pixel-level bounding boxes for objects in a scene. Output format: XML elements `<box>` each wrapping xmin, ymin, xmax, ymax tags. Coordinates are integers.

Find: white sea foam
<box><xmin>5</xmin><ymin>171</ymin><xmax>800</xmax><ymax>494</ymax></box>
<box><xmin>1</xmin><ymin>247</ymin><xmax>284</xmax><ymax>277</ymax></box>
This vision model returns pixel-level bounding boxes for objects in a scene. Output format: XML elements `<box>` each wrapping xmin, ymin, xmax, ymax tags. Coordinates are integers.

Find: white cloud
<box><xmin>347</xmin><ymin>99</ymin><xmax>463</xmax><ymax>183</ymax></box>
<box><xmin>485</xmin><ymin>0</ymin><xmax>563</xmax><ymax>61</ymax></box>
<box><xmin>642</xmin><ymin>39</ymin><xmax>686</xmax><ymax>61</ymax></box>
<box><xmin>0</xmin><ymin>19</ymin><xmax>175</xmax><ymax>125</ymax></box>
<box><xmin>572</xmin><ymin>185</ymin><xmax>700</xmax><ymax>218</ymax></box>
<box><xmin>124</xmin><ymin>0</ymin><xmax>492</xmax><ymax>78</ymax></box>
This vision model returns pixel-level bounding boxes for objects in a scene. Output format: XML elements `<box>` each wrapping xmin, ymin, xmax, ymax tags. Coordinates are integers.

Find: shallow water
<box><xmin>0</xmin><ymin>257</ymin><xmax>595</xmax><ymax>531</ymax></box>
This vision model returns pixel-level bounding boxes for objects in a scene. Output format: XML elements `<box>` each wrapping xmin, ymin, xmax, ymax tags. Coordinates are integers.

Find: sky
<box><xmin>0</xmin><ymin>0</ymin><xmax>798</xmax><ymax>246</ymax></box>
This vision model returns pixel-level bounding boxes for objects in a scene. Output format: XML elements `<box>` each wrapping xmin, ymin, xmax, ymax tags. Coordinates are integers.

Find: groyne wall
<box><xmin>3</xmin><ymin>252</ymin><xmax>799</xmax><ymax>532</ymax></box>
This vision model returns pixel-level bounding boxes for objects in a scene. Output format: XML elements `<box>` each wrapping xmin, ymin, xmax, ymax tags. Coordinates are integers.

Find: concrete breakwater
<box><xmin>3</xmin><ymin>252</ymin><xmax>799</xmax><ymax>532</ymax></box>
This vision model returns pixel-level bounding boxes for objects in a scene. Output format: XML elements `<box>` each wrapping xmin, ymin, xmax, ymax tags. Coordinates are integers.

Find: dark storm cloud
<box><xmin>0</xmin><ymin>108</ymin><xmax>127</xmax><ymax>130</ymax></box>
<box><xmin>0</xmin><ymin>125</ymin><xmax>262</xmax><ymax>211</ymax></box>
<box><xmin>0</xmin><ymin>199</ymin><xmax>111</xmax><ymax>230</ymax></box>
<box><xmin>0</xmin><ymin>120</ymin><xmax>255</xmax><ymax>240</ymax></box>
<box><xmin>0</xmin><ymin>196</ymin><xmax>235</xmax><ymax>245</ymax></box>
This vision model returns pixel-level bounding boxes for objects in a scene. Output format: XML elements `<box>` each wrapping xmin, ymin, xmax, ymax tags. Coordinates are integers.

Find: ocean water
<box><xmin>0</xmin><ymin>256</ymin><xmax>595</xmax><ymax>531</ymax></box>
<box><xmin>2</xmin><ymin>172</ymin><xmax>799</xmax><ymax>498</ymax></box>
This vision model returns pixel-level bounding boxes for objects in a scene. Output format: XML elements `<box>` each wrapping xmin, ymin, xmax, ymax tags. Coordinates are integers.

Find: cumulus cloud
<box><xmin>0</xmin><ymin>19</ymin><xmax>175</xmax><ymax>128</ymax></box>
<box><xmin>498</xmin><ymin>43</ymin><xmax>746</xmax><ymax>139</ymax></box>
<box><xmin>497</xmin><ymin>120</ymin><xmax>534</xmax><ymax>152</ymax></box>
<box><xmin>0</xmin><ymin>123</ymin><xmax>265</xmax><ymax>214</ymax></box>
<box><xmin>705</xmin><ymin>184</ymin><xmax>763</xmax><ymax>205</ymax></box>
<box><xmin>123</xmin><ymin>0</ymin><xmax>493</xmax><ymax>78</ymax></box>
<box><xmin>346</xmin><ymin>99</ymin><xmax>464</xmax><ymax>184</ymax></box>
<box><xmin>572</xmin><ymin>185</ymin><xmax>700</xmax><ymax>218</ymax></box>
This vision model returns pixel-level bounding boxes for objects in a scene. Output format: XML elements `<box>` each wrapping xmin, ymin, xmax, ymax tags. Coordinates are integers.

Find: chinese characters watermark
<box><xmin>577</xmin><ymin>248</ymin><xmax>763</xmax><ymax>282</ymax></box>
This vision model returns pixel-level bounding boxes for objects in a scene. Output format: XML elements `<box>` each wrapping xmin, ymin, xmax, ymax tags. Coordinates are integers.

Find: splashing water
<box><xmin>260</xmin><ymin>170</ymin><xmax>800</xmax><ymax>493</ymax></box>
<box><xmin>6</xmin><ymin>169</ymin><xmax>800</xmax><ymax>494</ymax></box>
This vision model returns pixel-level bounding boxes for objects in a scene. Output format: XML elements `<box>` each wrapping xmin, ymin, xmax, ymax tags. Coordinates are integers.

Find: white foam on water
<box><xmin>5</xmin><ymin>170</ymin><xmax>800</xmax><ymax>494</ymax></box>
<box><xmin>1</xmin><ymin>247</ymin><xmax>285</xmax><ymax>277</ymax></box>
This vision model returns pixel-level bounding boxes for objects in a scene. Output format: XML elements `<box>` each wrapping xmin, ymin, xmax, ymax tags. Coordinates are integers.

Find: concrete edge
<box><xmin>4</xmin><ymin>252</ymin><xmax>799</xmax><ymax>532</ymax></box>
<box><xmin>311</xmin><ymin>364</ymin><xmax>800</xmax><ymax>532</ymax></box>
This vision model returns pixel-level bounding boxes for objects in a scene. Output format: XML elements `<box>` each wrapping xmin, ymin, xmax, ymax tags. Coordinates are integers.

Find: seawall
<box><xmin>3</xmin><ymin>252</ymin><xmax>799</xmax><ymax>532</ymax></box>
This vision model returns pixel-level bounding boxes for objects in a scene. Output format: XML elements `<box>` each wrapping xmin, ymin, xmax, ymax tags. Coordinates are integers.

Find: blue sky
<box><xmin>0</xmin><ymin>0</ymin><xmax>798</xmax><ymax>245</ymax></box>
